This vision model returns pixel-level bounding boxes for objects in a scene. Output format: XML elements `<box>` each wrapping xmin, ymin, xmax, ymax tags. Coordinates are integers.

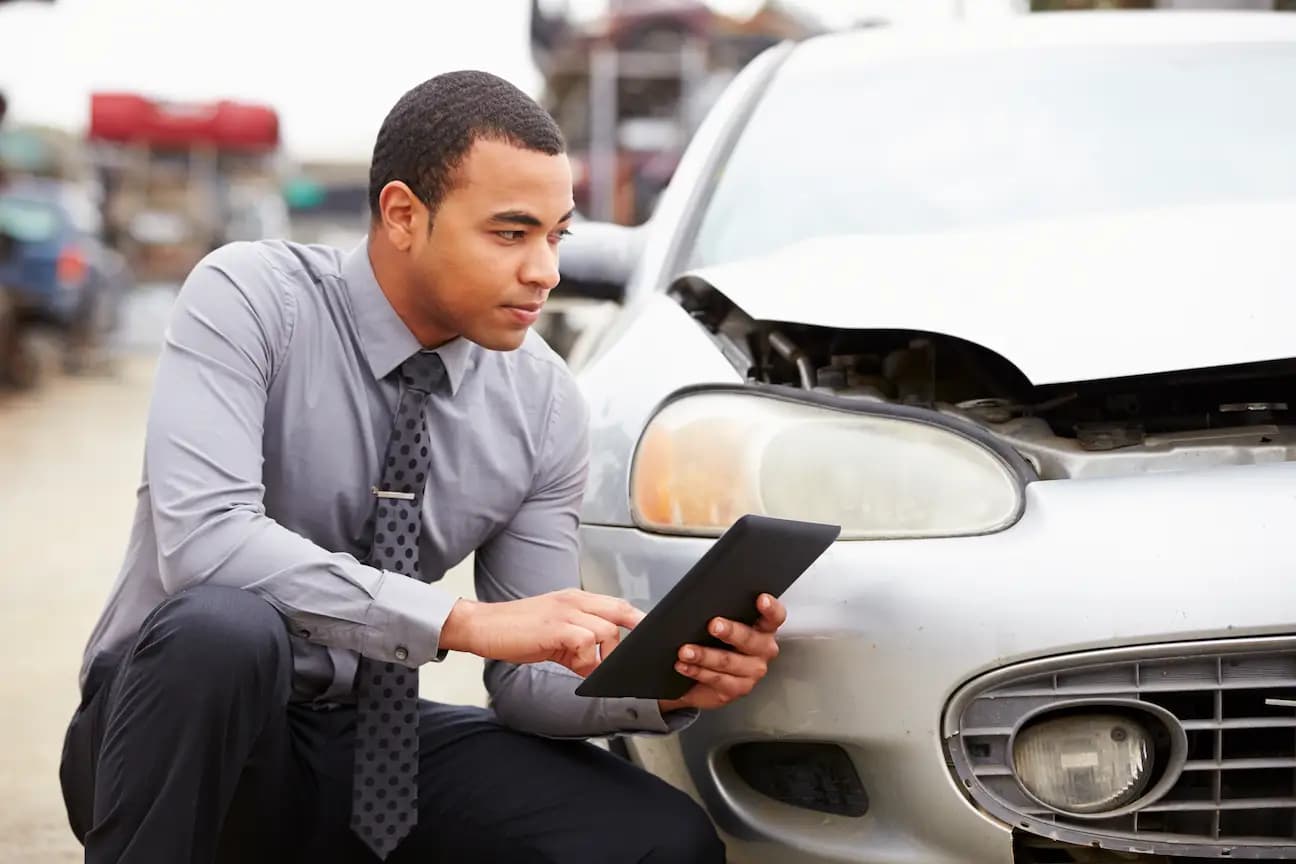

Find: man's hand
<box><xmin>658</xmin><ymin>593</ymin><xmax>786</xmax><ymax>714</ymax></box>
<box><xmin>440</xmin><ymin>588</ymin><xmax>644</xmax><ymax>676</ymax></box>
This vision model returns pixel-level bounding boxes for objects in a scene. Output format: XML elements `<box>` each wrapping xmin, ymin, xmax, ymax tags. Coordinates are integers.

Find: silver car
<box><xmin>557</xmin><ymin>10</ymin><xmax>1296</xmax><ymax>864</ymax></box>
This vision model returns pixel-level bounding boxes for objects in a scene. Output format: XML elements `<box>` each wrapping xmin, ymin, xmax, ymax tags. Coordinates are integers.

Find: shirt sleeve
<box><xmin>474</xmin><ymin>367</ymin><xmax>698</xmax><ymax>739</ymax></box>
<box><xmin>146</xmin><ymin>244</ymin><xmax>456</xmax><ymax>668</ymax></box>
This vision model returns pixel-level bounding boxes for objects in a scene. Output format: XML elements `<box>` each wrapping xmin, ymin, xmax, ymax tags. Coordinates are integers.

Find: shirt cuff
<box><xmin>363</xmin><ymin>571</ymin><xmax>458</xmax><ymax>667</ymax></box>
<box><xmin>604</xmin><ymin>696</ymin><xmax>700</xmax><ymax>736</ymax></box>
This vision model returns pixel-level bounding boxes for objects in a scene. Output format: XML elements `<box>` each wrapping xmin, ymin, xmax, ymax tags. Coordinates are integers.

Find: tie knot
<box><xmin>400</xmin><ymin>351</ymin><xmax>444</xmax><ymax>394</ymax></box>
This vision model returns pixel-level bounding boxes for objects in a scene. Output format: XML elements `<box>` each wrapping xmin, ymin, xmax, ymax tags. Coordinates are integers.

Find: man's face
<box><xmin>395</xmin><ymin>138</ymin><xmax>574</xmax><ymax>352</ymax></box>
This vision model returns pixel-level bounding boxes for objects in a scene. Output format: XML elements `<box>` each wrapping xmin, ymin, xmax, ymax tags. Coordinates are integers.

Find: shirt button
<box><xmin>394</xmin><ymin>646</ymin><xmax>409</xmax><ymax>662</ymax></box>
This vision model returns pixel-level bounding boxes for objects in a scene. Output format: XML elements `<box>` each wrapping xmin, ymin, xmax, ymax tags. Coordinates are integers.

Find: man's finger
<box><xmin>571</xmin><ymin>591</ymin><xmax>645</xmax><ymax>630</ymax></box>
<box><xmin>674</xmin><ymin>662</ymin><xmax>755</xmax><ymax>701</ymax></box>
<box><xmin>753</xmin><ymin>594</ymin><xmax>787</xmax><ymax>633</ymax></box>
<box><xmin>708</xmin><ymin>617</ymin><xmax>778</xmax><ymax>659</ymax></box>
<box><xmin>571</xmin><ymin>610</ymin><xmax>621</xmax><ymax>659</ymax></box>
<box><xmin>558</xmin><ymin>623</ymin><xmax>600</xmax><ymax>676</ymax></box>
<box><xmin>678</xmin><ymin>644</ymin><xmax>767</xmax><ymax>680</ymax></box>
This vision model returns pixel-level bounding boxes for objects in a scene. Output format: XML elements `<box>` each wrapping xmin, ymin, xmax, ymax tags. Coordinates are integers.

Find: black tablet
<box><xmin>575</xmin><ymin>514</ymin><xmax>841</xmax><ymax>700</ymax></box>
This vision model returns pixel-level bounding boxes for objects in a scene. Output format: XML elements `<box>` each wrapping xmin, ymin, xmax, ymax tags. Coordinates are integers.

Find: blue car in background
<box><xmin>0</xmin><ymin>177</ymin><xmax>130</xmax><ymax>379</ymax></box>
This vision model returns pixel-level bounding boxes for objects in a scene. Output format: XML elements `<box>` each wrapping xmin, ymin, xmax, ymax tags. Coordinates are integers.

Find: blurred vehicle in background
<box><xmin>0</xmin><ymin>84</ymin><xmax>26</xmax><ymax>388</ymax></box>
<box><xmin>558</xmin><ymin>11</ymin><xmax>1296</xmax><ymax>864</ymax></box>
<box><xmin>0</xmin><ymin>177</ymin><xmax>129</xmax><ymax>378</ymax></box>
<box><xmin>0</xmin><ymin>221</ymin><xmax>36</xmax><ymax>388</ymax></box>
<box><xmin>0</xmin><ymin>289</ymin><xmax>30</xmax><ymax>388</ymax></box>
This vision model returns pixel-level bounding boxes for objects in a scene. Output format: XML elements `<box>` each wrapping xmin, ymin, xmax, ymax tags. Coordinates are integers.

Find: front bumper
<box><xmin>578</xmin><ymin>460</ymin><xmax>1296</xmax><ymax>864</ymax></box>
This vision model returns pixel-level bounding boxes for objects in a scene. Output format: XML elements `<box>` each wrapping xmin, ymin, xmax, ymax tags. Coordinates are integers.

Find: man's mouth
<box><xmin>502</xmin><ymin>302</ymin><xmax>545</xmax><ymax>325</ymax></box>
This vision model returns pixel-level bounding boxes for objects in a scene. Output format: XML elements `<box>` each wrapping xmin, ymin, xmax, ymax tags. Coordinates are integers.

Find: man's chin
<box><xmin>468</xmin><ymin>327</ymin><xmax>530</xmax><ymax>353</ymax></box>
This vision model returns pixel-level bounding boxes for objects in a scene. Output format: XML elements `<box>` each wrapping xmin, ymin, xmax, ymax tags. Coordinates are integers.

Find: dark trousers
<box><xmin>59</xmin><ymin>586</ymin><xmax>724</xmax><ymax>864</ymax></box>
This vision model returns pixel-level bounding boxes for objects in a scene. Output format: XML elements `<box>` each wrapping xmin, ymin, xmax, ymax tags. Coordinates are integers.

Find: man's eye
<box><xmin>496</xmin><ymin>230</ymin><xmax>526</xmax><ymax>242</ymax></box>
<box><xmin>552</xmin><ymin>228</ymin><xmax>573</xmax><ymax>243</ymax></box>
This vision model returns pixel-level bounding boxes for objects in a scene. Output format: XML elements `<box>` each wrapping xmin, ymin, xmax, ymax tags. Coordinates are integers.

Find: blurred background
<box><xmin>2</xmin><ymin>0</ymin><xmax>1294</xmax><ymax>859</ymax></box>
<box><xmin>4</xmin><ymin>0</ymin><xmax>1292</xmax><ymax>375</ymax></box>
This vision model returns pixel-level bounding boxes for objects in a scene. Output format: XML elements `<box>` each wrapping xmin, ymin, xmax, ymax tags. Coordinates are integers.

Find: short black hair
<box><xmin>368</xmin><ymin>70</ymin><xmax>565</xmax><ymax>222</ymax></box>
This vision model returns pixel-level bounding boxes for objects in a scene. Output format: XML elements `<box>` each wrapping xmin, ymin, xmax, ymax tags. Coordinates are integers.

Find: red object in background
<box><xmin>88</xmin><ymin>92</ymin><xmax>279</xmax><ymax>151</ymax></box>
<box><xmin>57</xmin><ymin>245</ymin><xmax>88</xmax><ymax>287</ymax></box>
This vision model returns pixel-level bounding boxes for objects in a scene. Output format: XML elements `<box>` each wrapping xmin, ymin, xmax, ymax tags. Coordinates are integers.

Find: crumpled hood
<box><xmin>683</xmin><ymin>200</ymin><xmax>1296</xmax><ymax>385</ymax></box>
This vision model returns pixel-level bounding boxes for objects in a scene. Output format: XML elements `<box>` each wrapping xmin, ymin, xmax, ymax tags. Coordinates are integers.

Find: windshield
<box><xmin>687</xmin><ymin>42</ymin><xmax>1296</xmax><ymax>269</ymax></box>
<box><xmin>0</xmin><ymin>195</ymin><xmax>61</xmax><ymax>243</ymax></box>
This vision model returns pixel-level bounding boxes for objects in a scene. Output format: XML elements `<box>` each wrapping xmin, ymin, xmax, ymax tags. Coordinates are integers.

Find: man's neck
<box><xmin>367</xmin><ymin>237</ymin><xmax>458</xmax><ymax>349</ymax></box>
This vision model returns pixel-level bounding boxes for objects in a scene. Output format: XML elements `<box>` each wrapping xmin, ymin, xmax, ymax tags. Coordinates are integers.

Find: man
<box><xmin>59</xmin><ymin>71</ymin><xmax>786</xmax><ymax>863</ymax></box>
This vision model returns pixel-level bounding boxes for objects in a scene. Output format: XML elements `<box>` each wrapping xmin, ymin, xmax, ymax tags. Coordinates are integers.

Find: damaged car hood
<box><xmin>683</xmin><ymin>201</ymin><xmax>1296</xmax><ymax>385</ymax></box>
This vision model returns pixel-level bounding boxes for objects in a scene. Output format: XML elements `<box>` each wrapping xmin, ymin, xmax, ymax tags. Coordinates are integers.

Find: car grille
<box><xmin>945</xmin><ymin>636</ymin><xmax>1296</xmax><ymax>857</ymax></box>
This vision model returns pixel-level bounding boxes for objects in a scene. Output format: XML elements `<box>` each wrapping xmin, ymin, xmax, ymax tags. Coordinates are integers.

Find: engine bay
<box><xmin>673</xmin><ymin>282</ymin><xmax>1296</xmax><ymax>480</ymax></box>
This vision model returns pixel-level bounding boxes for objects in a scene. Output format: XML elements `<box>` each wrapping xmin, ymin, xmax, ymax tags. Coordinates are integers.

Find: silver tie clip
<box><xmin>1265</xmin><ymin>698</ymin><xmax>1296</xmax><ymax>709</ymax></box>
<box><xmin>371</xmin><ymin>487</ymin><xmax>416</xmax><ymax>501</ymax></box>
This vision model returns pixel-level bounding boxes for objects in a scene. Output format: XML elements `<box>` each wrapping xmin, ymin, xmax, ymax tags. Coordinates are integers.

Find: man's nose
<box><xmin>521</xmin><ymin>242</ymin><xmax>560</xmax><ymax>292</ymax></box>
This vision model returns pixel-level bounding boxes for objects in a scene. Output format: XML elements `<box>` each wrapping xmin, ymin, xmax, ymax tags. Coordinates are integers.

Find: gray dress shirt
<box><xmin>79</xmin><ymin>239</ymin><xmax>692</xmax><ymax>738</ymax></box>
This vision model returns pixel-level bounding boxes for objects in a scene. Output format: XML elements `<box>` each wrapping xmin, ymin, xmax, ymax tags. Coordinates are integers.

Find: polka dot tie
<box><xmin>351</xmin><ymin>351</ymin><xmax>445</xmax><ymax>860</ymax></box>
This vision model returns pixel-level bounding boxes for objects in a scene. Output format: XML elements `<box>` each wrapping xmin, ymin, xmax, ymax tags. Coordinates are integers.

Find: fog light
<box><xmin>1012</xmin><ymin>713</ymin><xmax>1154</xmax><ymax>814</ymax></box>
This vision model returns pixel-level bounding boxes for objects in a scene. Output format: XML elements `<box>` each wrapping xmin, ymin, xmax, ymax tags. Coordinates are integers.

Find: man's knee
<box><xmin>637</xmin><ymin>782</ymin><xmax>725</xmax><ymax>864</ymax></box>
<box><xmin>133</xmin><ymin>585</ymin><xmax>290</xmax><ymax>695</ymax></box>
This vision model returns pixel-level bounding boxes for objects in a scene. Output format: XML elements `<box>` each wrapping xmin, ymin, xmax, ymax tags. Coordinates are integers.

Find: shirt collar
<box><xmin>341</xmin><ymin>241</ymin><xmax>472</xmax><ymax>395</ymax></box>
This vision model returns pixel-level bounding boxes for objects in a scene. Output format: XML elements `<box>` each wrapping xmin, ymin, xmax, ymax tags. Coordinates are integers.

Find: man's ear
<box><xmin>377</xmin><ymin>182</ymin><xmax>429</xmax><ymax>251</ymax></box>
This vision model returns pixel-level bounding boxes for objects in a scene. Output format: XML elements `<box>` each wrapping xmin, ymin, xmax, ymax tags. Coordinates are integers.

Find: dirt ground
<box><xmin>0</xmin><ymin>347</ymin><xmax>486</xmax><ymax>861</ymax></box>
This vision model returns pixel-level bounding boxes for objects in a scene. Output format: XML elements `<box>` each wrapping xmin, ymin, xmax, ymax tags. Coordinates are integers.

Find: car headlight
<box><xmin>629</xmin><ymin>391</ymin><xmax>1024</xmax><ymax>538</ymax></box>
<box><xmin>1013</xmin><ymin>713</ymin><xmax>1155</xmax><ymax>815</ymax></box>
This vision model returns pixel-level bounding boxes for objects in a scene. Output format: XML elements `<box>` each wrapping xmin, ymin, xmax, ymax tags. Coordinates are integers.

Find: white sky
<box><xmin>0</xmin><ymin>0</ymin><xmax>550</xmax><ymax>162</ymax></box>
<box><xmin>0</xmin><ymin>0</ymin><xmax>947</xmax><ymax>162</ymax></box>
